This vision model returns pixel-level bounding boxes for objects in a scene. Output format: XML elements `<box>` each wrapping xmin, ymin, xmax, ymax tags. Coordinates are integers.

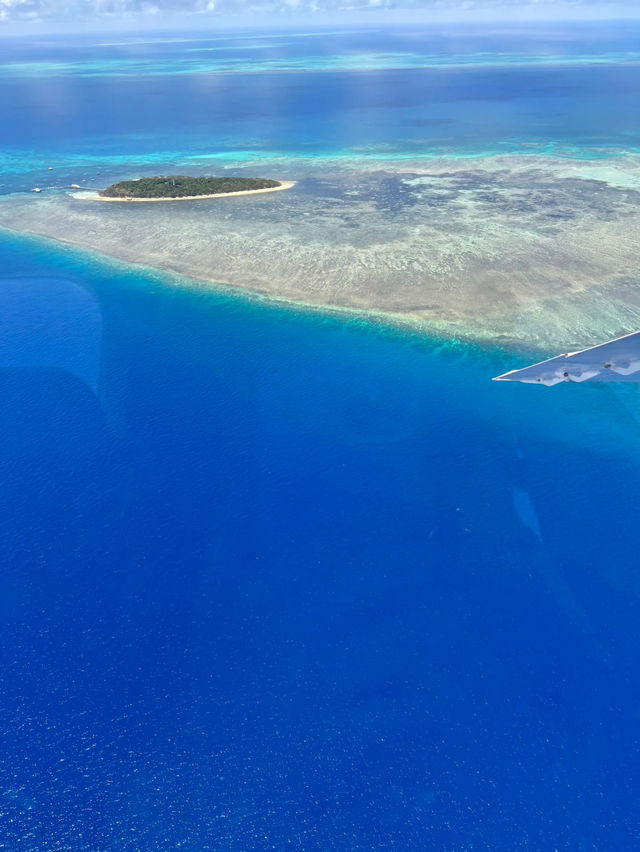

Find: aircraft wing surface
<box><xmin>493</xmin><ymin>331</ymin><xmax>640</xmax><ymax>386</ymax></box>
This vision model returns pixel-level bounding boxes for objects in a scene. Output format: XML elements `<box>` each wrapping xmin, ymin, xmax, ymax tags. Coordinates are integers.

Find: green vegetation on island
<box><xmin>100</xmin><ymin>176</ymin><xmax>282</xmax><ymax>199</ymax></box>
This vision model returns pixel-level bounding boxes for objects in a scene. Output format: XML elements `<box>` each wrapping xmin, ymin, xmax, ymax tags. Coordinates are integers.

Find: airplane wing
<box><xmin>493</xmin><ymin>331</ymin><xmax>640</xmax><ymax>386</ymax></box>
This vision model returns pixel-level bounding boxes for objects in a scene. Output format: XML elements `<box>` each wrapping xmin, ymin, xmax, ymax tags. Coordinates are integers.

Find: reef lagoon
<box><xmin>3</xmin><ymin>24</ymin><xmax>640</xmax><ymax>849</ymax></box>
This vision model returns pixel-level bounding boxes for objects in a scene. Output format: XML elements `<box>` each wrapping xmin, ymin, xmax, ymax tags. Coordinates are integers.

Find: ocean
<box><xmin>2</xmin><ymin>23</ymin><xmax>640</xmax><ymax>849</ymax></box>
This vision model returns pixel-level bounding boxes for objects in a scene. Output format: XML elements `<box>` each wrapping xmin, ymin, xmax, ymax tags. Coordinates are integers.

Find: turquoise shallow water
<box><xmin>3</xmin><ymin>24</ymin><xmax>640</xmax><ymax>848</ymax></box>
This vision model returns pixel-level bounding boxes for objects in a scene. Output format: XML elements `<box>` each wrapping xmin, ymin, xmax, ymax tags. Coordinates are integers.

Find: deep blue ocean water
<box><xmin>3</xmin><ymin>24</ymin><xmax>640</xmax><ymax>850</ymax></box>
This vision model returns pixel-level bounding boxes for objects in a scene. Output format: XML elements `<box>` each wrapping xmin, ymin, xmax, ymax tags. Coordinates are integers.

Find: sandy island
<box><xmin>74</xmin><ymin>181</ymin><xmax>296</xmax><ymax>202</ymax></box>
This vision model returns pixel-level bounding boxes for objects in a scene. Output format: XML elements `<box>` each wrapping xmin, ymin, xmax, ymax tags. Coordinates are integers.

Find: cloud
<box><xmin>2</xmin><ymin>0</ymin><xmax>640</xmax><ymax>26</ymax></box>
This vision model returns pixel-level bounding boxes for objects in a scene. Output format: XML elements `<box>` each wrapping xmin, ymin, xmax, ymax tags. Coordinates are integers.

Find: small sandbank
<box><xmin>74</xmin><ymin>181</ymin><xmax>296</xmax><ymax>202</ymax></box>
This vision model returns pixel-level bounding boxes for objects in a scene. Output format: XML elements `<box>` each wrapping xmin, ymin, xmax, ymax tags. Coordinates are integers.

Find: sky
<box><xmin>1</xmin><ymin>0</ymin><xmax>640</xmax><ymax>32</ymax></box>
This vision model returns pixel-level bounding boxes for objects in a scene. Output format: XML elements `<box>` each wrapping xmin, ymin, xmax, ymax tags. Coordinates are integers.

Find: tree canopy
<box><xmin>100</xmin><ymin>176</ymin><xmax>281</xmax><ymax>199</ymax></box>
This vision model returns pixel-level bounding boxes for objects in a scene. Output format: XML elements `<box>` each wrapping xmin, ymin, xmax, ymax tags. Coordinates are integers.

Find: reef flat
<box><xmin>3</xmin><ymin>154</ymin><xmax>640</xmax><ymax>351</ymax></box>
